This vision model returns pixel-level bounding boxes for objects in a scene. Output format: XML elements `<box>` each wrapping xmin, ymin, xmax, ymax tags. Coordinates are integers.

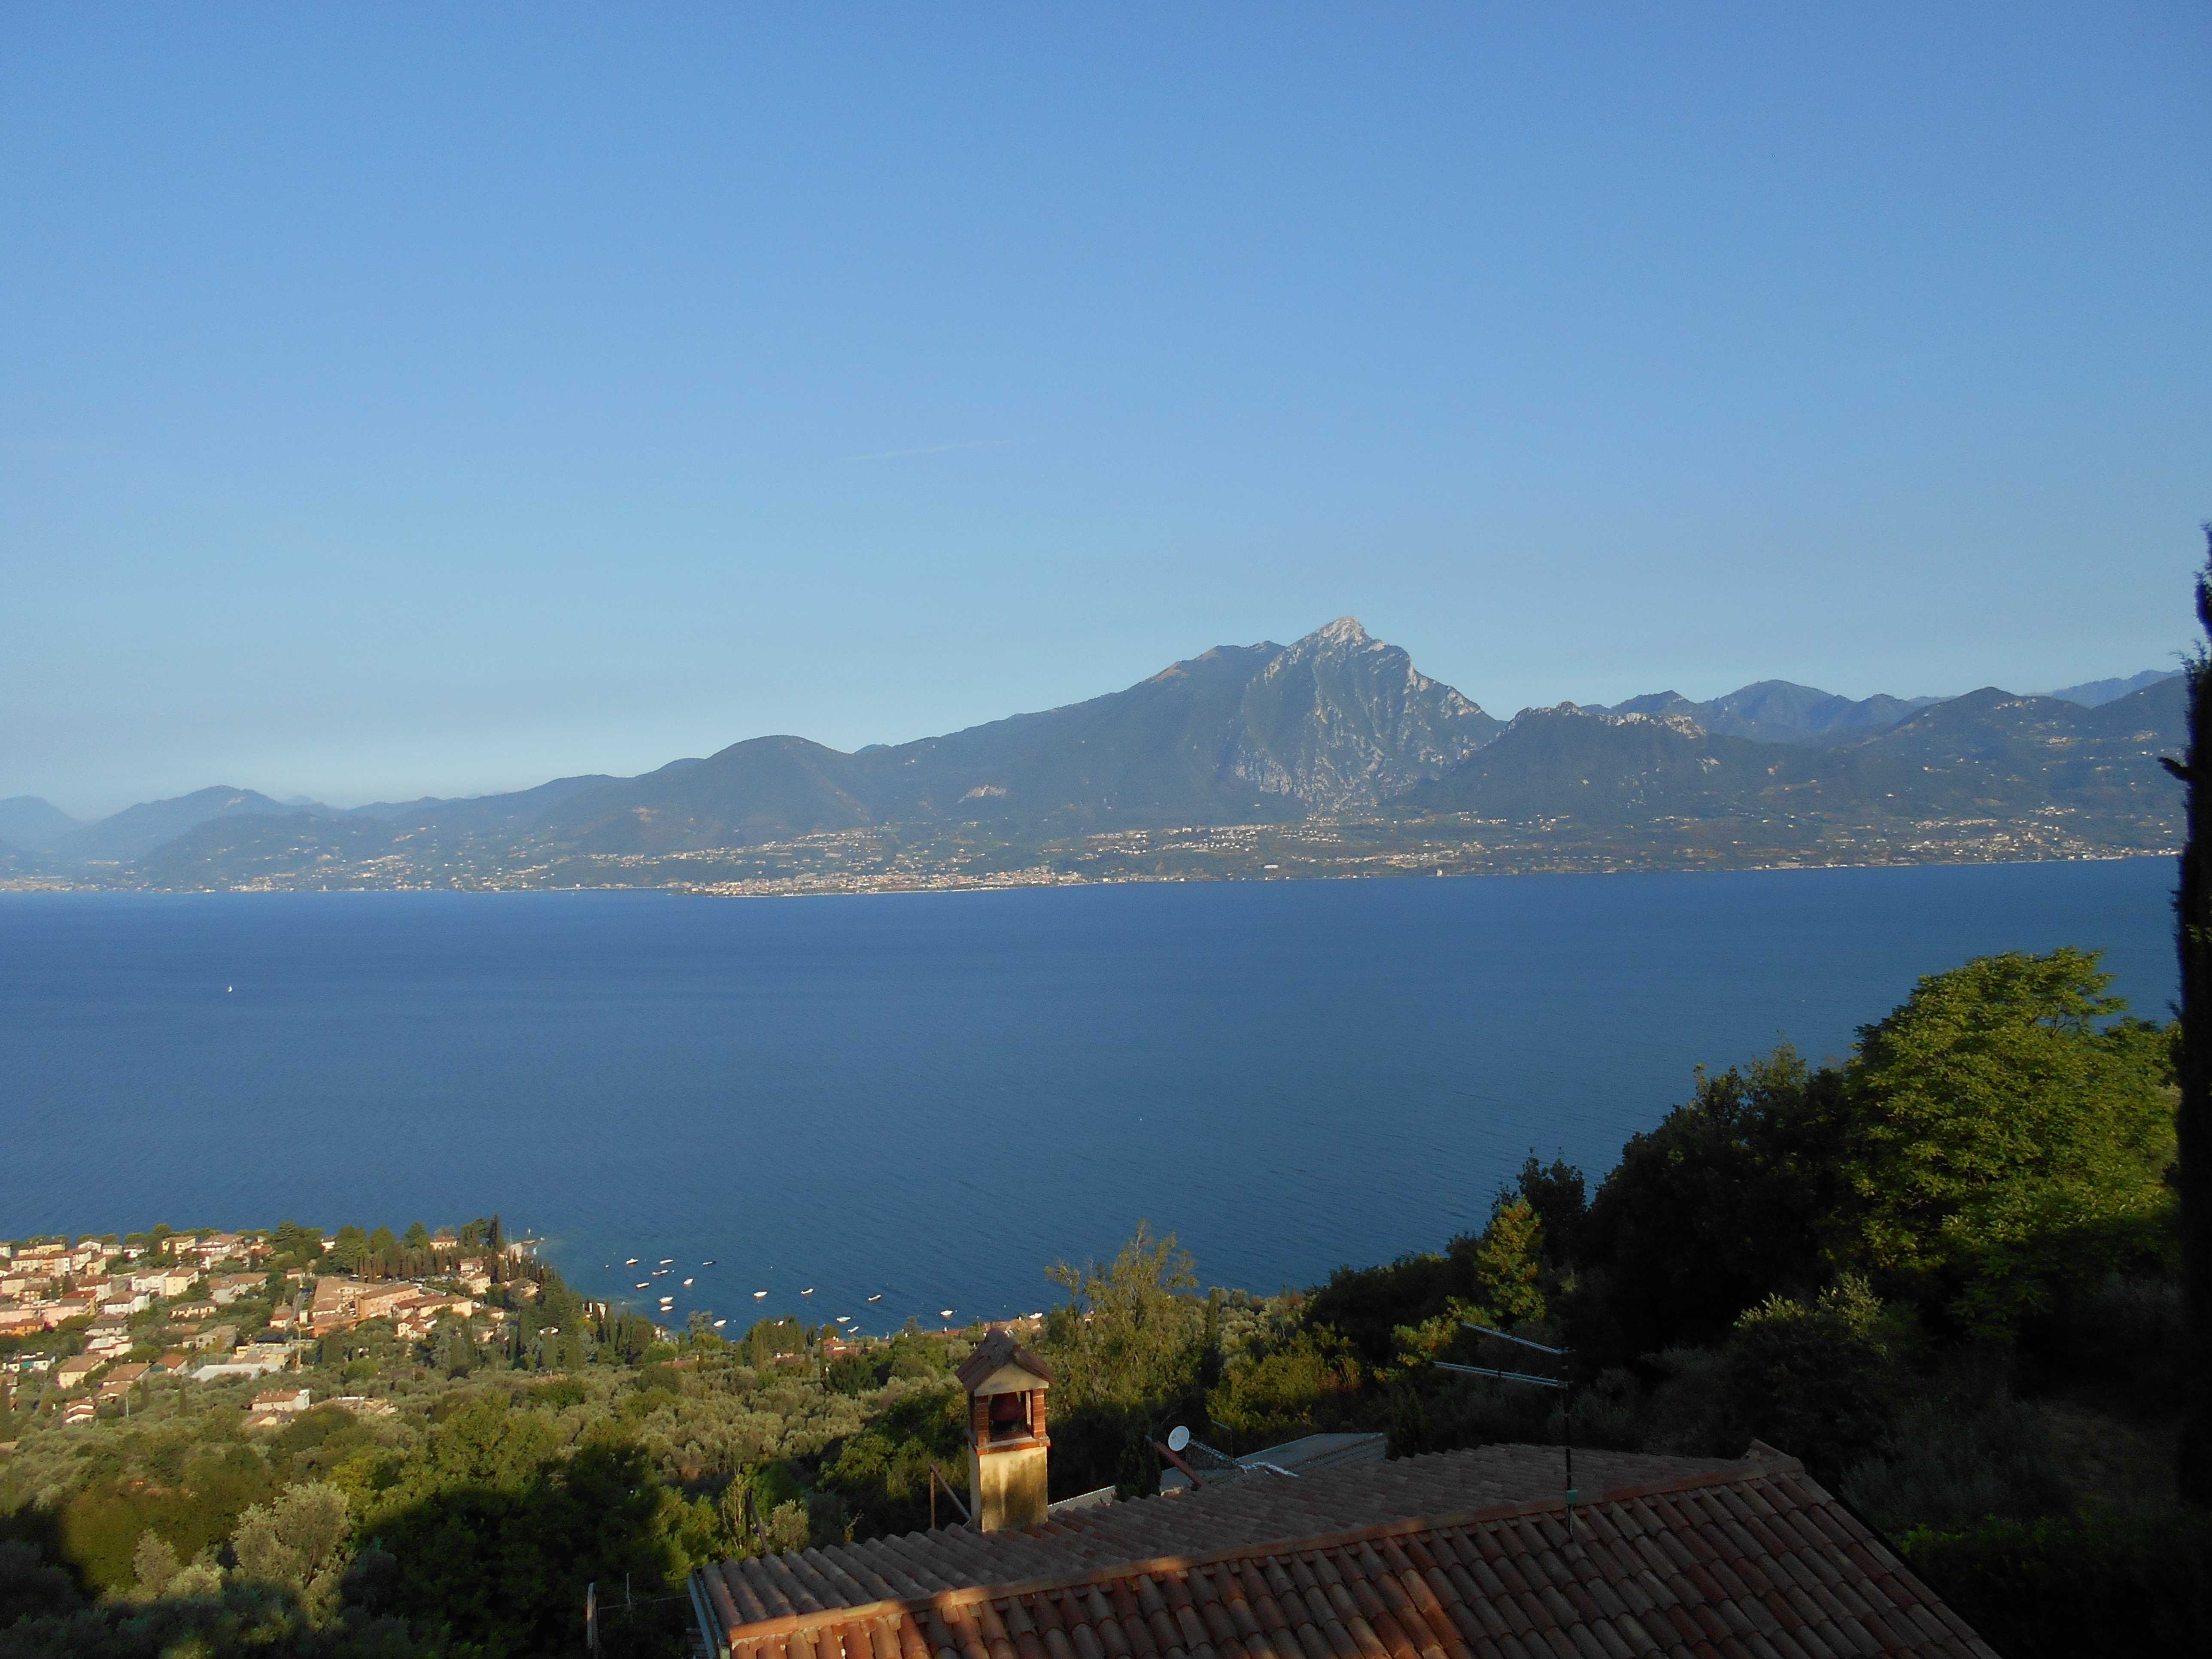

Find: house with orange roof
<box><xmin>688</xmin><ymin>1326</ymin><xmax>1998</xmax><ymax>1659</ymax></box>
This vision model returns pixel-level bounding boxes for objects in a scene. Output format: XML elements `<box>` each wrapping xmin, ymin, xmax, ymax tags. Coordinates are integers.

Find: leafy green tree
<box><xmin>365</xmin><ymin>1229</ymin><xmax>398</xmax><ymax>1276</ymax></box>
<box><xmin>1512</xmin><ymin>1155</ymin><xmax>1587</xmax><ymax>1270</ymax></box>
<box><xmin>232</xmin><ymin>1483</ymin><xmax>353</xmax><ymax>1618</ymax></box>
<box><xmin>1844</xmin><ymin>948</ymin><xmax>2177</xmax><ymax>1335</ymax></box>
<box><xmin>128</xmin><ymin>1531</ymin><xmax>179</xmax><ymax>1600</ymax></box>
<box><xmin>762</xmin><ymin>1500</ymin><xmax>809</xmax><ymax>1553</ymax></box>
<box><xmin>353</xmin><ymin>1407</ymin><xmax>690</xmax><ymax>1659</ymax></box>
<box><xmin>1472</xmin><ymin>1195</ymin><xmax>1547</xmax><ymax>1326</ymax></box>
<box><xmin>885</xmin><ymin>1334</ymin><xmax>946</xmax><ymax>1380</ymax></box>
<box><xmin>1306</xmin><ymin>1248</ymin><xmax>1473</xmax><ymax>1369</ymax></box>
<box><xmin>1042</xmin><ymin>1222</ymin><xmax>1201</xmax><ymax>1410</ymax></box>
<box><xmin>1039</xmin><ymin>1222</ymin><xmax>1205</xmax><ymax>1494</ymax></box>
<box><xmin>402</xmin><ymin>1222</ymin><xmax>430</xmax><ymax>1250</ymax></box>
<box><xmin>269</xmin><ymin>1220</ymin><xmax>324</xmax><ymax>1267</ymax></box>
<box><xmin>820</xmin><ymin>1390</ymin><xmax>967</xmax><ymax>1536</ymax></box>
<box><xmin>324</xmin><ymin>1227</ymin><xmax>368</xmax><ymax>1275</ymax></box>
<box><xmin>682</xmin><ymin>1310</ymin><xmax>727</xmax><ymax>1356</ymax></box>
<box><xmin>737</xmin><ymin>1317</ymin><xmax>805</xmax><ymax>1370</ymax></box>
<box><xmin>823</xmin><ymin>1353</ymin><xmax>886</xmax><ymax>1395</ymax></box>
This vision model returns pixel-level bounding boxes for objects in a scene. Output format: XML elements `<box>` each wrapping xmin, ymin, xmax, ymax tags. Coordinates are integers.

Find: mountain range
<box><xmin>0</xmin><ymin>622</ymin><xmax>2185</xmax><ymax>891</ymax></box>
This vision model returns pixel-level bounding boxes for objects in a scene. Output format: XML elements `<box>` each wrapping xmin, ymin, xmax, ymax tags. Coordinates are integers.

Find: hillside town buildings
<box><xmin>0</xmin><ymin>1225</ymin><xmax>531</xmax><ymax>1421</ymax></box>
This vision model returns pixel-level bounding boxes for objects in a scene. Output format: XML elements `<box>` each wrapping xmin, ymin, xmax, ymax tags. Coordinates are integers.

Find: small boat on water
<box><xmin>799</xmin><ymin>1287</ymin><xmax>814</xmax><ymax>1296</ymax></box>
<box><xmin>682</xmin><ymin>1277</ymin><xmax>694</xmax><ymax>1287</ymax></box>
<box><xmin>702</xmin><ymin>1259</ymin><xmax>716</xmax><ymax>1266</ymax></box>
<box><xmin>634</xmin><ymin>1282</ymin><xmax>648</xmax><ymax>1289</ymax></box>
<box><xmin>659</xmin><ymin>1258</ymin><xmax>674</xmax><ymax>1266</ymax></box>
<box><xmin>866</xmin><ymin>1293</ymin><xmax>881</xmax><ymax>1303</ymax></box>
<box><xmin>712</xmin><ymin>1318</ymin><xmax>726</xmax><ymax>1329</ymax></box>
<box><xmin>939</xmin><ymin>1309</ymin><xmax>954</xmax><ymax>1318</ymax></box>
<box><xmin>624</xmin><ymin>1258</ymin><xmax>638</xmax><ymax>1266</ymax></box>
<box><xmin>753</xmin><ymin>1290</ymin><xmax>768</xmax><ymax>1300</ymax></box>
<box><xmin>834</xmin><ymin>1315</ymin><xmax>850</xmax><ymax>1324</ymax></box>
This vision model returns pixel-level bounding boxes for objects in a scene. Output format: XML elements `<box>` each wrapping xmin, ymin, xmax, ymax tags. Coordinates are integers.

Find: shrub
<box><xmin>1206</xmin><ymin>1332</ymin><xmax>1362</xmax><ymax>1452</ymax></box>
<box><xmin>1839</xmin><ymin>1390</ymin><xmax>2073</xmax><ymax>1533</ymax></box>
<box><xmin>2027</xmin><ymin>1273</ymin><xmax>2184</xmax><ymax>1409</ymax></box>
<box><xmin>1713</xmin><ymin>1276</ymin><xmax>1902</xmax><ymax>1477</ymax></box>
<box><xmin>0</xmin><ymin>1540</ymin><xmax>79</xmax><ymax>1626</ymax></box>
<box><xmin>1899</xmin><ymin>1510</ymin><xmax>2212</xmax><ymax>1659</ymax></box>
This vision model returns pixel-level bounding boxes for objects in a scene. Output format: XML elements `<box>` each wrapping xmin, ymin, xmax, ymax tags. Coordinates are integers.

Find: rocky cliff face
<box><xmin>1228</xmin><ymin>617</ymin><xmax>1501</xmax><ymax>811</ymax></box>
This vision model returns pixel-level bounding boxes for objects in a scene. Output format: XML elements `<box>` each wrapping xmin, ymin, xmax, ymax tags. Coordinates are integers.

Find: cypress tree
<box><xmin>2161</xmin><ymin>525</ymin><xmax>2212</xmax><ymax>1506</ymax></box>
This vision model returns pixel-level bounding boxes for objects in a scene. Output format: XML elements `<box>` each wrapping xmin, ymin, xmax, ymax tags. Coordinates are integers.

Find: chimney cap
<box><xmin>955</xmin><ymin>1326</ymin><xmax>1055</xmax><ymax>1395</ymax></box>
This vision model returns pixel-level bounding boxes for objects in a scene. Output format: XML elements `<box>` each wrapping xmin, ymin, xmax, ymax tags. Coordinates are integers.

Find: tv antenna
<box><xmin>1435</xmin><ymin>1321</ymin><xmax>1579</xmax><ymax>1534</ymax></box>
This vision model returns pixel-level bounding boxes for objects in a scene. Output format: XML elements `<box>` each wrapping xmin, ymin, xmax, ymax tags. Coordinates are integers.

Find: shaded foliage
<box><xmin>1899</xmin><ymin>1510</ymin><xmax>2212</xmax><ymax>1659</ymax></box>
<box><xmin>1576</xmin><ymin>1044</ymin><xmax>1850</xmax><ymax>1363</ymax></box>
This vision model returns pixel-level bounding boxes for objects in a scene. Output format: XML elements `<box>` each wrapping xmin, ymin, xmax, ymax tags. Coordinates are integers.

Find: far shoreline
<box><xmin>0</xmin><ymin>845</ymin><xmax>2176</xmax><ymax>903</ymax></box>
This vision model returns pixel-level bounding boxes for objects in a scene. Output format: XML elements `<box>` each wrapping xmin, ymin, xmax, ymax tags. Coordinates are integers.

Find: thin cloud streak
<box><xmin>845</xmin><ymin>438</ymin><xmax>1018</xmax><ymax>462</ymax></box>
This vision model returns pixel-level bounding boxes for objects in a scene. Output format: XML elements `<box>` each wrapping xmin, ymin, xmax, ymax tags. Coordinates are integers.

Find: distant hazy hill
<box><xmin>133</xmin><ymin>810</ymin><xmax>417</xmax><ymax>888</ymax></box>
<box><xmin>1596</xmin><ymin>681</ymin><xmax>1937</xmax><ymax>746</ymax></box>
<box><xmin>55</xmin><ymin>786</ymin><xmax>317</xmax><ymax>865</ymax></box>
<box><xmin>2042</xmin><ymin>668</ymin><xmax>2180</xmax><ymax>708</ymax></box>
<box><xmin>16</xmin><ymin>626</ymin><xmax>2189</xmax><ymax>888</ymax></box>
<box><xmin>346</xmin><ymin>772</ymin><xmax>623</xmax><ymax>827</ymax></box>
<box><xmin>0</xmin><ymin>795</ymin><xmax>81</xmax><ymax>852</ymax></box>
<box><xmin>1402</xmin><ymin>678</ymin><xmax>2184</xmax><ymax>830</ymax></box>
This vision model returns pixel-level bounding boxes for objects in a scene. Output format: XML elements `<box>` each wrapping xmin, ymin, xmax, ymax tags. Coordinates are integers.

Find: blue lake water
<box><xmin>0</xmin><ymin>861</ymin><xmax>2178</xmax><ymax>1336</ymax></box>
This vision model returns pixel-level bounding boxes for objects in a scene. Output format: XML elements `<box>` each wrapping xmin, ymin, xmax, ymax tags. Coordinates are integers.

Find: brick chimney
<box><xmin>953</xmin><ymin>1327</ymin><xmax>1054</xmax><ymax>1531</ymax></box>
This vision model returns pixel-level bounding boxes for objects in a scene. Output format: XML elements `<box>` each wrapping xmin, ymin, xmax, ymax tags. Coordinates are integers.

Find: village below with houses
<box><xmin>0</xmin><ymin>1215</ymin><xmax>595</xmax><ymax>1439</ymax></box>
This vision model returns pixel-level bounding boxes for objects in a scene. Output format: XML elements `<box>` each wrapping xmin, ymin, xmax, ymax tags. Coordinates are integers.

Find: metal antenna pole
<box><xmin>1451</xmin><ymin>1321</ymin><xmax>1577</xmax><ymax>1539</ymax></box>
<box><xmin>1563</xmin><ymin>1374</ymin><xmax>1576</xmax><ymax>1541</ymax></box>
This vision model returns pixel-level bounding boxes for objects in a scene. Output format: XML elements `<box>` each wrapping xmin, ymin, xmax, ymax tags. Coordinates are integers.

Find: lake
<box><xmin>0</xmin><ymin>860</ymin><xmax>2178</xmax><ymax>1334</ymax></box>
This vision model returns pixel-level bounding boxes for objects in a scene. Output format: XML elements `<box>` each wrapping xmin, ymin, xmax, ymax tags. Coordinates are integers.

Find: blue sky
<box><xmin>4</xmin><ymin>5</ymin><xmax>2206</xmax><ymax>816</ymax></box>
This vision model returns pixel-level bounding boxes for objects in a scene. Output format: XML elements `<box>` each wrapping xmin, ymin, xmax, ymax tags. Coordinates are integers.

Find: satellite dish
<box><xmin>1167</xmin><ymin>1425</ymin><xmax>1191</xmax><ymax>1453</ymax></box>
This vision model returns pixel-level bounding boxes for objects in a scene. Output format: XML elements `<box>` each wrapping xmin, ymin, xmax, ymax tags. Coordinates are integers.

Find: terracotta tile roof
<box><xmin>690</xmin><ymin>1446</ymin><xmax>1995</xmax><ymax>1659</ymax></box>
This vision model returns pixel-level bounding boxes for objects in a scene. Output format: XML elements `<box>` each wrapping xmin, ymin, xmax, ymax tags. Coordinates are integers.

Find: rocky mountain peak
<box><xmin>1228</xmin><ymin>620</ymin><xmax>1501</xmax><ymax>813</ymax></box>
<box><xmin>1307</xmin><ymin>616</ymin><xmax>1374</xmax><ymax>649</ymax></box>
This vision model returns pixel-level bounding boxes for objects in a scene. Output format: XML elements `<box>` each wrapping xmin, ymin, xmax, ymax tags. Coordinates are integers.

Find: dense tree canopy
<box><xmin>1844</xmin><ymin>948</ymin><xmax>2177</xmax><ymax>1334</ymax></box>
